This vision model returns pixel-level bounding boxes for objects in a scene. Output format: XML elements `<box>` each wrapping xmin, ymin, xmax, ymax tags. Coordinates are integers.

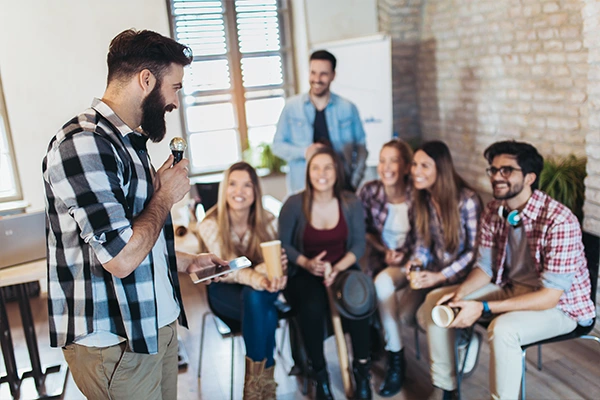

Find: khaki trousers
<box><xmin>416</xmin><ymin>283</ymin><xmax>577</xmax><ymax>400</ymax></box>
<box><xmin>62</xmin><ymin>321</ymin><xmax>179</xmax><ymax>400</ymax></box>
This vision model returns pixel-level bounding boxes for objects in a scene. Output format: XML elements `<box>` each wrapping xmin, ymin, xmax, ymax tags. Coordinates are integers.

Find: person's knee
<box><xmin>488</xmin><ymin>316</ymin><xmax>519</xmax><ymax>348</ymax></box>
<box><xmin>243</xmin><ymin>287</ymin><xmax>272</xmax><ymax>312</ymax></box>
<box><xmin>374</xmin><ymin>270</ymin><xmax>395</xmax><ymax>302</ymax></box>
<box><xmin>416</xmin><ymin>289</ymin><xmax>443</xmax><ymax>328</ymax></box>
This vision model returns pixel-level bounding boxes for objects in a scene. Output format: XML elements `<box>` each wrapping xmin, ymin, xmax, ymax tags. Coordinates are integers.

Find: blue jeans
<box><xmin>207</xmin><ymin>282</ymin><xmax>279</xmax><ymax>367</ymax></box>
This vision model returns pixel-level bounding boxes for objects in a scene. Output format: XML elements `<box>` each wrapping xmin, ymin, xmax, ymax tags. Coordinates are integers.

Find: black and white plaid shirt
<box><xmin>43</xmin><ymin>98</ymin><xmax>187</xmax><ymax>354</ymax></box>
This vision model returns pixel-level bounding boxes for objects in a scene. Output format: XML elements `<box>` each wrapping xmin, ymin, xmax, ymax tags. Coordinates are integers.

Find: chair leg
<box><xmin>198</xmin><ymin>311</ymin><xmax>211</xmax><ymax>378</ymax></box>
<box><xmin>580</xmin><ymin>335</ymin><xmax>600</xmax><ymax>345</ymax></box>
<box><xmin>454</xmin><ymin>327</ymin><xmax>475</xmax><ymax>400</ymax></box>
<box><xmin>537</xmin><ymin>344</ymin><xmax>542</xmax><ymax>371</ymax></box>
<box><xmin>277</xmin><ymin>319</ymin><xmax>289</xmax><ymax>358</ymax></box>
<box><xmin>414</xmin><ymin>326</ymin><xmax>421</xmax><ymax>360</ymax></box>
<box><xmin>521</xmin><ymin>349</ymin><xmax>527</xmax><ymax>400</ymax></box>
<box><xmin>230</xmin><ymin>336</ymin><xmax>235</xmax><ymax>400</ymax></box>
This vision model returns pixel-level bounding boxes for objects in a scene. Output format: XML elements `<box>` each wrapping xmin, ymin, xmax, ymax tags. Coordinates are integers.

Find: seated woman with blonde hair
<box><xmin>198</xmin><ymin>162</ymin><xmax>287</xmax><ymax>400</ymax></box>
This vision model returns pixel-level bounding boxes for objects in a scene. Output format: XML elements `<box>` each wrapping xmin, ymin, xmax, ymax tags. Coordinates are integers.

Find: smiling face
<box><xmin>378</xmin><ymin>145</ymin><xmax>409</xmax><ymax>187</ymax></box>
<box><xmin>411</xmin><ymin>150</ymin><xmax>437</xmax><ymax>191</ymax></box>
<box><xmin>309</xmin><ymin>153</ymin><xmax>337</xmax><ymax>193</ymax></box>
<box><xmin>309</xmin><ymin>59</ymin><xmax>335</xmax><ymax>98</ymax></box>
<box><xmin>226</xmin><ymin>170</ymin><xmax>255</xmax><ymax>213</ymax></box>
<box><xmin>141</xmin><ymin>63</ymin><xmax>184</xmax><ymax>142</ymax></box>
<box><xmin>489</xmin><ymin>154</ymin><xmax>531</xmax><ymax>202</ymax></box>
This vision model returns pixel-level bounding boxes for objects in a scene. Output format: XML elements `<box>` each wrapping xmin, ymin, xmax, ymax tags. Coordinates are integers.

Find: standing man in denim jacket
<box><xmin>273</xmin><ymin>50</ymin><xmax>368</xmax><ymax>194</ymax></box>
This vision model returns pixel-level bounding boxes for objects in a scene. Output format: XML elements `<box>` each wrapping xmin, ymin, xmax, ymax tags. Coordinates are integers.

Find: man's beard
<box><xmin>140</xmin><ymin>81</ymin><xmax>175</xmax><ymax>143</ymax></box>
<box><xmin>492</xmin><ymin>180</ymin><xmax>524</xmax><ymax>200</ymax></box>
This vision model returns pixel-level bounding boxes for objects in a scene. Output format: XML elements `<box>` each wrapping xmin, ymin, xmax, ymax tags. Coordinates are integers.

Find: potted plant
<box><xmin>538</xmin><ymin>154</ymin><xmax>586</xmax><ymax>222</ymax></box>
<box><xmin>243</xmin><ymin>143</ymin><xmax>286</xmax><ymax>175</ymax></box>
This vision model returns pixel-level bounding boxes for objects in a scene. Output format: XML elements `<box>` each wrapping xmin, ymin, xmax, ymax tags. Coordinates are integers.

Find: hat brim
<box><xmin>332</xmin><ymin>269</ymin><xmax>377</xmax><ymax>320</ymax></box>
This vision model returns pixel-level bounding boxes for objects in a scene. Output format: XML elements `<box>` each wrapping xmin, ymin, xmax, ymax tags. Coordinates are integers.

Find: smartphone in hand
<box><xmin>190</xmin><ymin>256</ymin><xmax>252</xmax><ymax>283</ymax></box>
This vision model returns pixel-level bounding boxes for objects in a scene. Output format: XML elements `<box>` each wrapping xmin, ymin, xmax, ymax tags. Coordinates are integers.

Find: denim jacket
<box><xmin>273</xmin><ymin>92</ymin><xmax>368</xmax><ymax>194</ymax></box>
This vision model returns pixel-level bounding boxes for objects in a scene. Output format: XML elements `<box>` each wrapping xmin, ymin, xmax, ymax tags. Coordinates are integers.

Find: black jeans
<box><xmin>284</xmin><ymin>267</ymin><xmax>370</xmax><ymax>372</ymax></box>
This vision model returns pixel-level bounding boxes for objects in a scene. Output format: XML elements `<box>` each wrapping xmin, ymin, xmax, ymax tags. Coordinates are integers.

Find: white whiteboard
<box><xmin>313</xmin><ymin>34</ymin><xmax>392</xmax><ymax>167</ymax></box>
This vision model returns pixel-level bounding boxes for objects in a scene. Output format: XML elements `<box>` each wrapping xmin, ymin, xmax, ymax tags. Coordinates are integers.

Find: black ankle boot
<box><xmin>314</xmin><ymin>368</ymin><xmax>334</xmax><ymax>400</ymax></box>
<box><xmin>352</xmin><ymin>360</ymin><xmax>372</xmax><ymax>400</ymax></box>
<box><xmin>378</xmin><ymin>349</ymin><xmax>405</xmax><ymax>397</ymax></box>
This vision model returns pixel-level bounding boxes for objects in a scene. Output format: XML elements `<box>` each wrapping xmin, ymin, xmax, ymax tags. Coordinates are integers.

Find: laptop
<box><xmin>0</xmin><ymin>211</ymin><xmax>46</xmax><ymax>269</ymax></box>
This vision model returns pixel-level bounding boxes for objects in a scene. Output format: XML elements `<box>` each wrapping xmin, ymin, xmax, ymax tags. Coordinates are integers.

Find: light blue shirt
<box><xmin>273</xmin><ymin>92</ymin><xmax>368</xmax><ymax>194</ymax></box>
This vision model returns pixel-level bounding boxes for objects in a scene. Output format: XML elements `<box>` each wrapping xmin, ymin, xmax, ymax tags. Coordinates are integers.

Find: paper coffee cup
<box><xmin>260</xmin><ymin>240</ymin><xmax>282</xmax><ymax>279</ymax></box>
<box><xmin>432</xmin><ymin>305</ymin><xmax>457</xmax><ymax>328</ymax></box>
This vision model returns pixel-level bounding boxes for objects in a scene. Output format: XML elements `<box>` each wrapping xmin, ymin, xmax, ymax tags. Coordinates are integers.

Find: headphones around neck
<box><xmin>498</xmin><ymin>205</ymin><xmax>522</xmax><ymax>227</ymax></box>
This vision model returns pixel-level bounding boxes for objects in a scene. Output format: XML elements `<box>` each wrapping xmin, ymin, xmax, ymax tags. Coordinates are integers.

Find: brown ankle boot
<box><xmin>244</xmin><ymin>357</ymin><xmax>266</xmax><ymax>400</ymax></box>
<box><xmin>260</xmin><ymin>363</ymin><xmax>277</xmax><ymax>400</ymax></box>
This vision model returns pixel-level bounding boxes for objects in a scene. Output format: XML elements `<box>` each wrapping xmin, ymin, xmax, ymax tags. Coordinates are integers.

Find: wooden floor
<box><xmin>2</xmin><ymin>276</ymin><xmax>600</xmax><ymax>400</ymax></box>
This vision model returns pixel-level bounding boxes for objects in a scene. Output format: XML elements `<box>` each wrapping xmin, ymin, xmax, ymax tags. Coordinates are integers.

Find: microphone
<box><xmin>169</xmin><ymin>137</ymin><xmax>187</xmax><ymax>165</ymax></box>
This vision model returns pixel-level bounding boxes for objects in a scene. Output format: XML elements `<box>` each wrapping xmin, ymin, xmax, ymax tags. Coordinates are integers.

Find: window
<box><xmin>168</xmin><ymin>0</ymin><xmax>295</xmax><ymax>174</ymax></box>
<box><xmin>0</xmin><ymin>75</ymin><xmax>22</xmax><ymax>203</ymax></box>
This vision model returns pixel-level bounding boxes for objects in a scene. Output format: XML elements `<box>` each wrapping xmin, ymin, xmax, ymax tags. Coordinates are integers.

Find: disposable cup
<box><xmin>432</xmin><ymin>305</ymin><xmax>457</xmax><ymax>328</ymax></box>
<box><xmin>260</xmin><ymin>240</ymin><xmax>282</xmax><ymax>279</ymax></box>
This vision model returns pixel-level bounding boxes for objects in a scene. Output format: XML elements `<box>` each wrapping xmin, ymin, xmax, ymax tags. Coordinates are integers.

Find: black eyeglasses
<box><xmin>486</xmin><ymin>166</ymin><xmax>522</xmax><ymax>178</ymax></box>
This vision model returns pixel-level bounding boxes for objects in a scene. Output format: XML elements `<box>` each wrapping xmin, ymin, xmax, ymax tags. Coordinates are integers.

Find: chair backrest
<box><xmin>583</xmin><ymin>232</ymin><xmax>599</xmax><ymax>306</ymax></box>
<box><xmin>191</xmin><ymin>182</ymin><xmax>220</xmax><ymax>213</ymax></box>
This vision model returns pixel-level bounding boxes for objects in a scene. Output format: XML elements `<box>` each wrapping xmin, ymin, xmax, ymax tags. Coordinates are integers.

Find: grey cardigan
<box><xmin>278</xmin><ymin>191</ymin><xmax>366</xmax><ymax>277</ymax></box>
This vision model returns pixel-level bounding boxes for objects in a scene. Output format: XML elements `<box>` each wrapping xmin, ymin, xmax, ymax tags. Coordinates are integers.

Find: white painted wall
<box><xmin>292</xmin><ymin>0</ymin><xmax>379</xmax><ymax>93</ymax></box>
<box><xmin>0</xmin><ymin>0</ymin><xmax>183</xmax><ymax>211</ymax></box>
<box><xmin>303</xmin><ymin>0</ymin><xmax>378</xmax><ymax>45</ymax></box>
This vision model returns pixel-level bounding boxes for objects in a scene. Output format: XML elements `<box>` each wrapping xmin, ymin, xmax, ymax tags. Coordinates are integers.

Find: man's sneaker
<box><xmin>457</xmin><ymin>330</ymin><xmax>482</xmax><ymax>378</ymax></box>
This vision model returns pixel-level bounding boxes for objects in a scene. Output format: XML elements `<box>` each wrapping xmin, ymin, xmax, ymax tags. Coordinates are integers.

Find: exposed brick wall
<box><xmin>583</xmin><ymin>0</ymin><xmax>600</xmax><ymax>236</ymax></box>
<box><xmin>417</xmin><ymin>0</ymin><xmax>589</xmax><ymax>193</ymax></box>
<box><xmin>378</xmin><ymin>0</ymin><xmax>425</xmax><ymax>141</ymax></box>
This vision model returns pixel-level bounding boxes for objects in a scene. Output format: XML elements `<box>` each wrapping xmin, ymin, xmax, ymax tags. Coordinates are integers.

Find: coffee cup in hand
<box><xmin>260</xmin><ymin>240</ymin><xmax>282</xmax><ymax>280</ymax></box>
<box><xmin>431</xmin><ymin>305</ymin><xmax>458</xmax><ymax>328</ymax></box>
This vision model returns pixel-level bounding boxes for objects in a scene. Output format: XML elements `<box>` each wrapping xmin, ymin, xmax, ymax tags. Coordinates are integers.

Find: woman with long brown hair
<box><xmin>279</xmin><ymin>147</ymin><xmax>373</xmax><ymax>400</ymax></box>
<box><xmin>198</xmin><ymin>162</ymin><xmax>287</xmax><ymax>400</ymax></box>
<box><xmin>409</xmin><ymin>140</ymin><xmax>481</xmax><ymax>288</ymax></box>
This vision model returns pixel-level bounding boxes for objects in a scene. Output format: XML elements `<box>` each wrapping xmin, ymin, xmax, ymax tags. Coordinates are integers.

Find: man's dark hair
<box><xmin>483</xmin><ymin>140</ymin><xmax>544</xmax><ymax>189</ymax></box>
<box><xmin>107</xmin><ymin>29</ymin><xmax>192</xmax><ymax>84</ymax></box>
<box><xmin>310</xmin><ymin>50</ymin><xmax>337</xmax><ymax>71</ymax></box>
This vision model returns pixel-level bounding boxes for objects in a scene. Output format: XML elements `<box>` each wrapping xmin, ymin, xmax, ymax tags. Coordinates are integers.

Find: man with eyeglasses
<box><xmin>417</xmin><ymin>140</ymin><xmax>595</xmax><ymax>400</ymax></box>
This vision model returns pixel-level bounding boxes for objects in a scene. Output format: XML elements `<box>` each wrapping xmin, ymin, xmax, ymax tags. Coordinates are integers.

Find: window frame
<box><xmin>167</xmin><ymin>0</ymin><xmax>296</xmax><ymax>175</ymax></box>
<box><xmin>0</xmin><ymin>74</ymin><xmax>22</xmax><ymax>203</ymax></box>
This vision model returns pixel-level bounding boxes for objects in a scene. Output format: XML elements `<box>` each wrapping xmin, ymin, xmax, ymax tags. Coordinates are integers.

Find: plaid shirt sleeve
<box><xmin>542</xmin><ymin>210</ymin><xmax>584</xmax><ymax>275</ymax></box>
<box><xmin>46</xmin><ymin>130</ymin><xmax>132</xmax><ymax>264</ymax></box>
<box><xmin>440</xmin><ymin>192</ymin><xmax>481</xmax><ymax>282</ymax></box>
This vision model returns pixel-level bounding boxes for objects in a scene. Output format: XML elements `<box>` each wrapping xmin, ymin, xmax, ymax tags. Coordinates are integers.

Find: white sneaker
<box><xmin>457</xmin><ymin>330</ymin><xmax>481</xmax><ymax>378</ymax></box>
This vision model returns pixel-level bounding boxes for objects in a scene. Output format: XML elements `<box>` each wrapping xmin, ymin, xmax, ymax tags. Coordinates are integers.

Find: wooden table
<box><xmin>0</xmin><ymin>259</ymin><xmax>68</xmax><ymax>399</ymax></box>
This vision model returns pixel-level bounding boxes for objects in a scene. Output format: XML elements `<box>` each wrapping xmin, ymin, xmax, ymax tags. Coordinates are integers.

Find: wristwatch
<box><xmin>481</xmin><ymin>301</ymin><xmax>492</xmax><ymax>318</ymax></box>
